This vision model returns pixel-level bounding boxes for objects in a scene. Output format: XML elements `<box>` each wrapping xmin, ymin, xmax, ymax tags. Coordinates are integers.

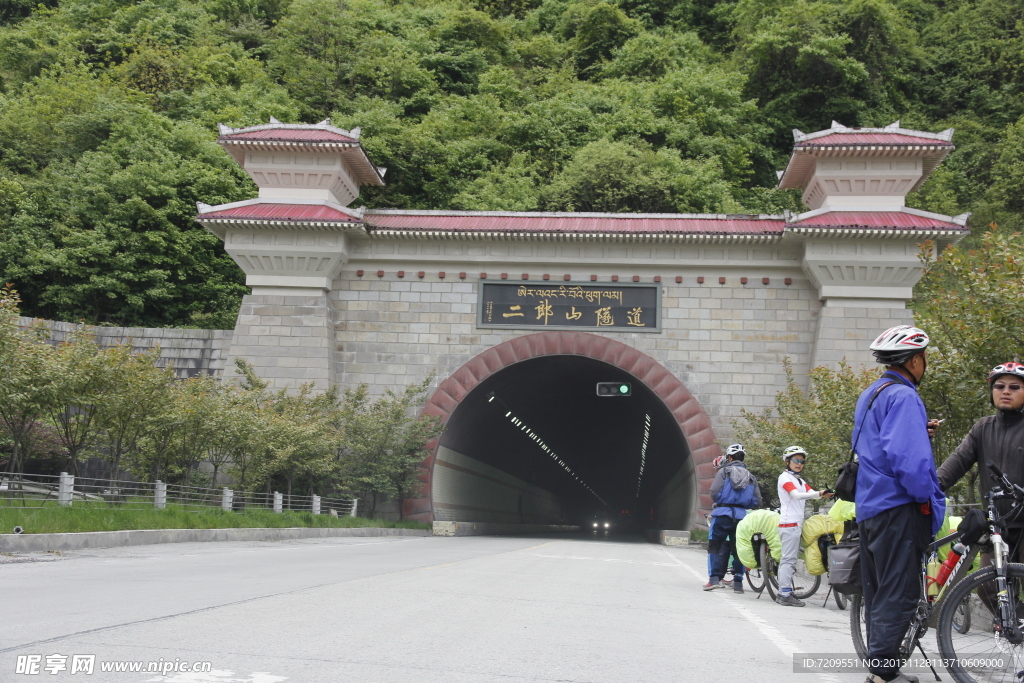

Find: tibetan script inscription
<box><xmin>478</xmin><ymin>282</ymin><xmax>660</xmax><ymax>332</ymax></box>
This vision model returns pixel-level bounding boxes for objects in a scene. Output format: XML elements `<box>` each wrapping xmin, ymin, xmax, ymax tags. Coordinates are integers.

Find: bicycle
<box><xmin>935</xmin><ymin>463</ymin><xmax>1024</xmax><ymax>683</ymax></box>
<box><xmin>848</xmin><ymin>462</ymin><xmax>1023</xmax><ymax>682</ymax></box>
<box><xmin>763</xmin><ymin>539</ymin><xmax>822</xmax><ymax>602</ymax></box>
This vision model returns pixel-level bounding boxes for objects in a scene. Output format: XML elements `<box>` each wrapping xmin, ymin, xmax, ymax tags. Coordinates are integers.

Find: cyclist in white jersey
<box><xmin>775</xmin><ymin>445</ymin><xmax>833</xmax><ymax>606</ymax></box>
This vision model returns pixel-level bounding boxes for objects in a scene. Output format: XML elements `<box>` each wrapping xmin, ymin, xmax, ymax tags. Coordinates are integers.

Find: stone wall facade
<box><xmin>322</xmin><ymin>236</ymin><xmax>923</xmax><ymax>443</ymax></box>
<box><xmin>22</xmin><ymin>317</ymin><xmax>233</xmax><ymax>378</ymax></box>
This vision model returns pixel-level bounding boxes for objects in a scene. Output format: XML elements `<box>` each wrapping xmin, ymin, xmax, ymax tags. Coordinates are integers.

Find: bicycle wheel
<box><xmin>762</xmin><ymin>542</ymin><xmax>780</xmax><ymax>601</ymax></box>
<box><xmin>834</xmin><ymin>587</ymin><xmax>848</xmax><ymax>611</ymax></box>
<box><xmin>951</xmin><ymin>594</ymin><xmax>971</xmax><ymax>634</ymax></box>
<box><xmin>937</xmin><ymin>563</ymin><xmax>1024</xmax><ymax>683</ymax></box>
<box><xmin>746</xmin><ymin>541</ymin><xmax>766</xmax><ymax>593</ymax></box>
<box><xmin>850</xmin><ymin>593</ymin><xmax>869</xmax><ymax>659</ymax></box>
<box><xmin>792</xmin><ymin>556</ymin><xmax>822</xmax><ymax>599</ymax></box>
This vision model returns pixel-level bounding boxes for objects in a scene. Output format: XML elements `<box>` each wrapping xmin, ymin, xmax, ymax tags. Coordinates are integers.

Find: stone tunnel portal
<box><xmin>411</xmin><ymin>333</ymin><xmax>715</xmax><ymax>531</ymax></box>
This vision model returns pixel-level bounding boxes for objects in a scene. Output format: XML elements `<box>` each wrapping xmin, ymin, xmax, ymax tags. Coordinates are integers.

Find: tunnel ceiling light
<box><xmin>487</xmin><ymin>392</ymin><xmax>609</xmax><ymax>508</ymax></box>
<box><xmin>635</xmin><ymin>412</ymin><xmax>652</xmax><ymax>500</ymax></box>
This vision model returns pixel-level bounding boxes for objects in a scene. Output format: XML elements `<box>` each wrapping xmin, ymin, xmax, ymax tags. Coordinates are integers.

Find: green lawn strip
<box><xmin>0</xmin><ymin>504</ymin><xmax>429</xmax><ymax>534</ymax></box>
<box><xmin>689</xmin><ymin>528</ymin><xmax>709</xmax><ymax>543</ymax></box>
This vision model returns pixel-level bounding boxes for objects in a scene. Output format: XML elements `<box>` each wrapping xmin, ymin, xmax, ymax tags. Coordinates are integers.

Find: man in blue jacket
<box><xmin>853</xmin><ymin>325</ymin><xmax>945</xmax><ymax>683</ymax></box>
<box><xmin>704</xmin><ymin>444</ymin><xmax>761</xmax><ymax>593</ymax></box>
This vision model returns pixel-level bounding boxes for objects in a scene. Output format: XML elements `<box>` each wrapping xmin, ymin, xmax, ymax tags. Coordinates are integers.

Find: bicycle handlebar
<box><xmin>988</xmin><ymin>462</ymin><xmax>1024</xmax><ymax>499</ymax></box>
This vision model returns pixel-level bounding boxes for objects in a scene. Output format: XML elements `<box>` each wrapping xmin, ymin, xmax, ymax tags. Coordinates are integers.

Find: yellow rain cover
<box><xmin>736</xmin><ymin>509</ymin><xmax>781</xmax><ymax>568</ymax></box>
<box><xmin>828</xmin><ymin>499</ymin><xmax>856</xmax><ymax>522</ymax></box>
<box><xmin>802</xmin><ymin>514</ymin><xmax>845</xmax><ymax>575</ymax></box>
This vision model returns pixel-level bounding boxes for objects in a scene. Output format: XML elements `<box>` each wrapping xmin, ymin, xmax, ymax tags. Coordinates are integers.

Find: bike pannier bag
<box><xmin>828</xmin><ymin>537</ymin><xmax>862</xmax><ymax>595</ymax></box>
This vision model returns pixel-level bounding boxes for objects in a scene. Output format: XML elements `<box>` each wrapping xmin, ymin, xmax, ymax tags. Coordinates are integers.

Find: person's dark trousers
<box><xmin>860</xmin><ymin>502</ymin><xmax>932</xmax><ymax>681</ymax></box>
<box><xmin>709</xmin><ymin>515</ymin><xmax>742</xmax><ymax>583</ymax></box>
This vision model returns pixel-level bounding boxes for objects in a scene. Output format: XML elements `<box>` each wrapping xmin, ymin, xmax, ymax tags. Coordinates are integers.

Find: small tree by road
<box><xmin>338</xmin><ymin>376</ymin><xmax>443</xmax><ymax>519</ymax></box>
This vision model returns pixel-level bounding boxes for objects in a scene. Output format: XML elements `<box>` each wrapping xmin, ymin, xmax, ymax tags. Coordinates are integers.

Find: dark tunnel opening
<box><xmin>431</xmin><ymin>356</ymin><xmax>695</xmax><ymax>531</ymax></box>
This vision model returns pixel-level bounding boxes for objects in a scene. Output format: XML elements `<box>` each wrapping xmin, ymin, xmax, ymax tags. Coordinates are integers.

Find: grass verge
<box><xmin>689</xmin><ymin>528</ymin><xmax>709</xmax><ymax>543</ymax></box>
<box><xmin>0</xmin><ymin>505</ymin><xmax>429</xmax><ymax>534</ymax></box>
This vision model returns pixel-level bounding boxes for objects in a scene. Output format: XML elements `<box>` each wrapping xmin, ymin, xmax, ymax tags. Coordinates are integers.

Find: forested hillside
<box><xmin>0</xmin><ymin>0</ymin><xmax>1021</xmax><ymax>327</ymax></box>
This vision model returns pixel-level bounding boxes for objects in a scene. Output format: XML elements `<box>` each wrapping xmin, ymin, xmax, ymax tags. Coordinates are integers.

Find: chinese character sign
<box><xmin>478</xmin><ymin>283</ymin><xmax>659</xmax><ymax>331</ymax></box>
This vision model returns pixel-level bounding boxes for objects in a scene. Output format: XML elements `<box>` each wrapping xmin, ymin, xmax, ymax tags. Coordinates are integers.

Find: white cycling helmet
<box><xmin>725</xmin><ymin>444</ymin><xmax>745</xmax><ymax>457</ymax></box>
<box><xmin>712</xmin><ymin>455</ymin><xmax>727</xmax><ymax>469</ymax></box>
<box><xmin>783</xmin><ymin>445</ymin><xmax>807</xmax><ymax>461</ymax></box>
<box><xmin>870</xmin><ymin>325</ymin><xmax>929</xmax><ymax>365</ymax></box>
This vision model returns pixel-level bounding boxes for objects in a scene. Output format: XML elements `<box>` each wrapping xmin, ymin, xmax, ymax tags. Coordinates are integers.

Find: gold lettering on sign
<box><xmin>535</xmin><ymin>299</ymin><xmax>553</xmax><ymax>325</ymax></box>
<box><xmin>503</xmin><ymin>305</ymin><xmax>524</xmax><ymax>318</ymax></box>
<box><xmin>514</xmin><ymin>285</ymin><xmax>625</xmax><ymax>306</ymax></box>
<box><xmin>566</xmin><ymin>307</ymin><xmax>582</xmax><ymax>321</ymax></box>
<box><xmin>626</xmin><ymin>307</ymin><xmax>645</xmax><ymax>327</ymax></box>
<box><xmin>595</xmin><ymin>307</ymin><xmax>614</xmax><ymax>326</ymax></box>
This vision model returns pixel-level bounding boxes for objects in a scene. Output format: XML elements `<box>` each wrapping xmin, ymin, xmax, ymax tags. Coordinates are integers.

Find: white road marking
<box><xmin>661</xmin><ymin>548</ymin><xmax>845</xmax><ymax>683</ymax></box>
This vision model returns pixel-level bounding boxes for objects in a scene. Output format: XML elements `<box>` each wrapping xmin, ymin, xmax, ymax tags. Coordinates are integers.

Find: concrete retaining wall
<box><xmin>432</xmin><ymin>521</ymin><xmax>580</xmax><ymax>536</ymax></box>
<box><xmin>0</xmin><ymin>526</ymin><xmax>429</xmax><ymax>552</ymax></box>
<box><xmin>21</xmin><ymin>317</ymin><xmax>233</xmax><ymax>378</ymax></box>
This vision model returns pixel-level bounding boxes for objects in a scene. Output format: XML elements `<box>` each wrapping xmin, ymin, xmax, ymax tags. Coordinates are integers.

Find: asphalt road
<box><xmin>3</xmin><ymin>534</ymin><xmax>885</xmax><ymax>682</ymax></box>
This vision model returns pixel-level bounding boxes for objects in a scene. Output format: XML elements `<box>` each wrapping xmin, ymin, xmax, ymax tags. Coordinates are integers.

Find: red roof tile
<box><xmin>198</xmin><ymin>204</ymin><xmax>361</xmax><ymax>222</ymax></box>
<box><xmin>220</xmin><ymin>129</ymin><xmax>358</xmax><ymax>143</ymax></box>
<box><xmin>787</xmin><ymin>211</ymin><xmax>962</xmax><ymax>229</ymax></box>
<box><xmin>364</xmin><ymin>213</ymin><xmax>784</xmax><ymax>234</ymax></box>
<box><xmin>797</xmin><ymin>133</ymin><xmax>953</xmax><ymax>147</ymax></box>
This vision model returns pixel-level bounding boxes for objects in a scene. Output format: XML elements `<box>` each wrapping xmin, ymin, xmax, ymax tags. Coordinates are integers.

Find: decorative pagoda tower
<box><xmin>777</xmin><ymin>121</ymin><xmax>968</xmax><ymax>367</ymax></box>
<box><xmin>196</xmin><ymin>118</ymin><xmax>385</xmax><ymax>389</ymax></box>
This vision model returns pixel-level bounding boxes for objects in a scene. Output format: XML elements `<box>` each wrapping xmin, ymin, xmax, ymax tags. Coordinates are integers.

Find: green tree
<box><xmin>913</xmin><ymin>229</ymin><xmax>1024</xmax><ymax>501</ymax></box>
<box><xmin>733</xmin><ymin>359</ymin><xmax>880</xmax><ymax>508</ymax></box>
<box><xmin>43</xmin><ymin>327</ymin><xmax>110</xmax><ymax>476</ymax></box>
<box><xmin>93</xmin><ymin>344</ymin><xmax>174</xmax><ymax>496</ymax></box>
<box><xmin>338</xmin><ymin>376</ymin><xmax>443</xmax><ymax>519</ymax></box>
<box><xmin>541</xmin><ymin>138</ymin><xmax>740</xmax><ymax>213</ymax></box>
<box><xmin>0</xmin><ymin>287</ymin><xmax>55</xmax><ymax>478</ymax></box>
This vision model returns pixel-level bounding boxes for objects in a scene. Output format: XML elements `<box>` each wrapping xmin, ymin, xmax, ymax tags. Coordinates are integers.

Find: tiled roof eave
<box><xmin>218</xmin><ymin>138</ymin><xmax>361</xmax><ymax>148</ymax></box>
<box><xmin>196</xmin><ymin>217</ymin><xmax>365</xmax><ymax>229</ymax></box>
<box><xmin>783</xmin><ymin>226</ymin><xmax>967</xmax><ymax>237</ymax></box>
<box><xmin>794</xmin><ymin>143</ymin><xmax>953</xmax><ymax>150</ymax></box>
<box><xmin>365</xmin><ymin>229</ymin><xmax>784</xmax><ymax>242</ymax></box>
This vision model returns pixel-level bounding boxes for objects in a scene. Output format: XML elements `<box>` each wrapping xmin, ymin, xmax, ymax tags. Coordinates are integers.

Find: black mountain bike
<box><xmin>849</xmin><ymin>463</ymin><xmax>1024</xmax><ymax>683</ymax></box>
<box><xmin>935</xmin><ymin>463</ymin><xmax>1024</xmax><ymax>683</ymax></box>
<box><xmin>745</xmin><ymin>533</ymin><xmax>821</xmax><ymax>601</ymax></box>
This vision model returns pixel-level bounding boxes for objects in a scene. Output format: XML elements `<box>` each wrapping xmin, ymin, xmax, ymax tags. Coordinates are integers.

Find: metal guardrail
<box><xmin>0</xmin><ymin>473</ymin><xmax>358</xmax><ymax>516</ymax></box>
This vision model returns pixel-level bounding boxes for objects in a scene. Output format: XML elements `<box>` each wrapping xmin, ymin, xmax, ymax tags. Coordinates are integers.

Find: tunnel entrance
<box><xmin>409</xmin><ymin>332</ymin><xmax>718</xmax><ymax>530</ymax></box>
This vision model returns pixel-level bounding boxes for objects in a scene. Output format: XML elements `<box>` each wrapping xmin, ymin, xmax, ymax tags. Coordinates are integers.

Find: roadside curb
<box><xmin>432</xmin><ymin>521</ymin><xmax>580</xmax><ymax>536</ymax></box>
<box><xmin>0</xmin><ymin>527</ymin><xmax>431</xmax><ymax>552</ymax></box>
<box><xmin>643</xmin><ymin>529</ymin><xmax>692</xmax><ymax>546</ymax></box>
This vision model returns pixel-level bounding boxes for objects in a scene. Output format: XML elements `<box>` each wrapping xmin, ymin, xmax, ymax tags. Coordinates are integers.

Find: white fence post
<box><xmin>273</xmin><ymin>492</ymin><xmax>282</xmax><ymax>513</ymax></box>
<box><xmin>222</xmin><ymin>487</ymin><xmax>233</xmax><ymax>512</ymax></box>
<box><xmin>350</xmin><ymin>498</ymin><xmax>358</xmax><ymax>517</ymax></box>
<box><xmin>154</xmin><ymin>481</ymin><xmax>167</xmax><ymax>509</ymax></box>
<box><xmin>312</xmin><ymin>495</ymin><xmax>320</xmax><ymax>515</ymax></box>
<box><xmin>58</xmin><ymin>472</ymin><xmax>74</xmax><ymax>507</ymax></box>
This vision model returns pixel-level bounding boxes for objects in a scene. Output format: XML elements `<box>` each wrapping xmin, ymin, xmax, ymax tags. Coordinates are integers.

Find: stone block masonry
<box><xmin>21</xmin><ymin>318</ymin><xmax>232</xmax><ymax>378</ymax></box>
<box><xmin>222</xmin><ymin>293</ymin><xmax>337</xmax><ymax>391</ymax></box>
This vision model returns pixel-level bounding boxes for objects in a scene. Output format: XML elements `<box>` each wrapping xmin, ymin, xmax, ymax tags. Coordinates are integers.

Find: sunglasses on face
<box><xmin>789</xmin><ymin>458</ymin><xmax>805</xmax><ymax>464</ymax></box>
<box><xmin>993</xmin><ymin>383</ymin><xmax>1024</xmax><ymax>392</ymax></box>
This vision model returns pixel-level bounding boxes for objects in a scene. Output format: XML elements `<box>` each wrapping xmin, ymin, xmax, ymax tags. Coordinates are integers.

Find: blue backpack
<box><xmin>716</xmin><ymin>466</ymin><xmax>758</xmax><ymax>509</ymax></box>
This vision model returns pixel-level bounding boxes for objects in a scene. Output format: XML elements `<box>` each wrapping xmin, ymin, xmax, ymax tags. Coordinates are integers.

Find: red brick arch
<box><xmin>405</xmin><ymin>331</ymin><xmax>720</xmax><ymax>523</ymax></box>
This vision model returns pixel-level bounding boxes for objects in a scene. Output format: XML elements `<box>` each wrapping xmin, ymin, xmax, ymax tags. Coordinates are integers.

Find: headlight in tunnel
<box><xmin>604</xmin><ymin>523</ymin><xmax>610</xmax><ymax>528</ymax></box>
<box><xmin>593</xmin><ymin>522</ymin><xmax>598</xmax><ymax>528</ymax></box>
